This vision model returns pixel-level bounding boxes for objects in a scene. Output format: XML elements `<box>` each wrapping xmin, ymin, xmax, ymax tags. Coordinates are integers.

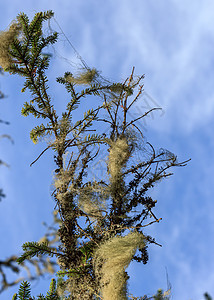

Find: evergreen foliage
<box><xmin>12</xmin><ymin>279</ymin><xmax>60</xmax><ymax>300</ymax></box>
<box><xmin>17</xmin><ymin>242</ymin><xmax>59</xmax><ymax>264</ymax></box>
<box><xmin>0</xmin><ymin>10</ymin><xmax>194</xmax><ymax>299</ymax></box>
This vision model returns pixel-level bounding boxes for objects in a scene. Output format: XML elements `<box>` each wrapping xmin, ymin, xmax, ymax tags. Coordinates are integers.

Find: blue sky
<box><xmin>0</xmin><ymin>1</ymin><xmax>214</xmax><ymax>299</ymax></box>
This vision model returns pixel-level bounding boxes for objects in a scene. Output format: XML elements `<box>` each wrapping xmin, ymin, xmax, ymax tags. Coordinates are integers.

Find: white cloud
<box><xmin>82</xmin><ymin>1</ymin><xmax>214</xmax><ymax>134</ymax></box>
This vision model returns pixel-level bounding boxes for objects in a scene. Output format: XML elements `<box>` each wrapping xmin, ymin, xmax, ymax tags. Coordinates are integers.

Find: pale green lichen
<box><xmin>93</xmin><ymin>231</ymin><xmax>145</xmax><ymax>300</ymax></box>
<box><xmin>54</xmin><ymin>169</ymin><xmax>73</xmax><ymax>190</ymax></box>
<box><xmin>0</xmin><ymin>21</ymin><xmax>22</xmax><ymax>70</ymax></box>
<box><xmin>65</xmin><ymin>68</ymin><xmax>98</xmax><ymax>85</ymax></box>
<box><xmin>77</xmin><ymin>182</ymin><xmax>108</xmax><ymax>222</ymax></box>
<box><xmin>53</xmin><ymin>167</ymin><xmax>74</xmax><ymax>209</ymax></box>
<box><xmin>108</xmin><ymin>137</ymin><xmax>131</xmax><ymax>181</ymax></box>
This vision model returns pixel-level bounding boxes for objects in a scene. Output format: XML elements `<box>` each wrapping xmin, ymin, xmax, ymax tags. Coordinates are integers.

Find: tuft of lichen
<box><xmin>93</xmin><ymin>231</ymin><xmax>145</xmax><ymax>300</ymax></box>
<box><xmin>108</xmin><ymin>137</ymin><xmax>131</xmax><ymax>181</ymax></box>
<box><xmin>65</xmin><ymin>68</ymin><xmax>98</xmax><ymax>85</ymax></box>
<box><xmin>77</xmin><ymin>182</ymin><xmax>108</xmax><ymax>222</ymax></box>
<box><xmin>0</xmin><ymin>21</ymin><xmax>22</xmax><ymax>70</ymax></box>
<box><xmin>53</xmin><ymin>167</ymin><xmax>75</xmax><ymax>212</ymax></box>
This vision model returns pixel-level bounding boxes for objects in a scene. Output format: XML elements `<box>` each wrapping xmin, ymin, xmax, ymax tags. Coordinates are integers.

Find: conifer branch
<box><xmin>17</xmin><ymin>242</ymin><xmax>63</xmax><ymax>265</ymax></box>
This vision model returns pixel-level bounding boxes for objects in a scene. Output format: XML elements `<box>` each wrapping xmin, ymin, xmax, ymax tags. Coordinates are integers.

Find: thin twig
<box><xmin>30</xmin><ymin>145</ymin><xmax>52</xmax><ymax>166</ymax></box>
<box><xmin>125</xmin><ymin>107</ymin><xmax>162</xmax><ymax>129</ymax></box>
<box><xmin>75</xmin><ymin>222</ymin><xmax>99</xmax><ymax>246</ymax></box>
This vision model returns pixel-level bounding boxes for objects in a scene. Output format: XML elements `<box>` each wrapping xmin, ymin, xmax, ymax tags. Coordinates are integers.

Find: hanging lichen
<box><xmin>0</xmin><ymin>21</ymin><xmax>22</xmax><ymax>70</ymax></box>
<box><xmin>108</xmin><ymin>137</ymin><xmax>131</xmax><ymax>181</ymax></box>
<box><xmin>65</xmin><ymin>68</ymin><xmax>98</xmax><ymax>85</ymax></box>
<box><xmin>93</xmin><ymin>231</ymin><xmax>146</xmax><ymax>300</ymax></box>
<box><xmin>77</xmin><ymin>182</ymin><xmax>109</xmax><ymax>222</ymax></box>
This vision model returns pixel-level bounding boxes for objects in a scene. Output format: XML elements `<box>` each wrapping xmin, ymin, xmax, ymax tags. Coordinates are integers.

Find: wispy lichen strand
<box><xmin>65</xmin><ymin>68</ymin><xmax>98</xmax><ymax>85</ymax></box>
